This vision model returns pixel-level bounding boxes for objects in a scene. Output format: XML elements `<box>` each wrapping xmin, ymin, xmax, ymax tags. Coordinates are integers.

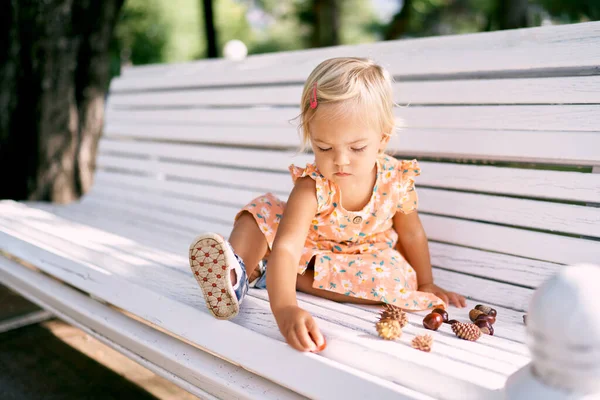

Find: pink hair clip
<box><xmin>310</xmin><ymin>82</ymin><xmax>318</xmax><ymax>109</ymax></box>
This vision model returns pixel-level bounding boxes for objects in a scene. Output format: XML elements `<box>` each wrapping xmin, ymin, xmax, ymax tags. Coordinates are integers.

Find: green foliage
<box><xmin>111</xmin><ymin>0</ymin><xmax>169</xmax><ymax>67</ymax></box>
<box><xmin>340</xmin><ymin>0</ymin><xmax>381</xmax><ymax>44</ymax></box>
<box><xmin>535</xmin><ymin>0</ymin><xmax>600</xmax><ymax>21</ymax></box>
<box><xmin>249</xmin><ymin>0</ymin><xmax>380</xmax><ymax>53</ymax></box>
<box><xmin>109</xmin><ymin>0</ymin><xmax>599</xmax><ymax>73</ymax></box>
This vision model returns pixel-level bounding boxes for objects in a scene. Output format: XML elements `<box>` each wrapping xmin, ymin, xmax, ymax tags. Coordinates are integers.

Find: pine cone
<box><xmin>376</xmin><ymin>318</ymin><xmax>402</xmax><ymax>340</ymax></box>
<box><xmin>452</xmin><ymin>322</ymin><xmax>481</xmax><ymax>341</ymax></box>
<box><xmin>379</xmin><ymin>304</ymin><xmax>408</xmax><ymax>328</ymax></box>
<box><xmin>411</xmin><ymin>334</ymin><xmax>433</xmax><ymax>352</ymax></box>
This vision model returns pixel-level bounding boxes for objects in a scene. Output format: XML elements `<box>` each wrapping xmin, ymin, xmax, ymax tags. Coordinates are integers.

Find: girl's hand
<box><xmin>273</xmin><ymin>305</ymin><xmax>325</xmax><ymax>352</ymax></box>
<box><xmin>418</xmin><ymin>283</ymin><xmax>467</xmax><ymax>308</ymax></box>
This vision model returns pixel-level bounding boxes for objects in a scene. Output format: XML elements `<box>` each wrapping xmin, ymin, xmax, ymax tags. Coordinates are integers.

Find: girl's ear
<box><xmin>379</xmin><ymin>134</ymin><xmax>390</xmax><ymax>153</ymax></box>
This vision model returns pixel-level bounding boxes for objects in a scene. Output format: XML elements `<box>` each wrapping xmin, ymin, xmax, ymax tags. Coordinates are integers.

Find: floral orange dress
<box><xmin>236</xmin><ymin>154</ymin><xmax>445</xmax><ymax>311</ymax></box>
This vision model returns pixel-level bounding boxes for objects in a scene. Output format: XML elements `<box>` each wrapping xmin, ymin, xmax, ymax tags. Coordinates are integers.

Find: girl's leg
<box><xmin>296</xmin><ymin>273</ymin><xmax>381</xmax><ymax>305</ymax></box>
<box><xmin>228</xmin><ymin>211</ymin><xmax>269</xmax><ymax>284</ymax></box>
<box><xmin>189</xmin><ymin>211</ymin><xmax>269</xmax><ymax>319</ymax></box>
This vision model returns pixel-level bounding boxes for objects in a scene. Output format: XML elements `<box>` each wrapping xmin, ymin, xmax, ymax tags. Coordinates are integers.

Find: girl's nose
<box><xmin>334</xmin><ymin>151</ymin><xmax>350</xmax><ymax>166</ymax></box>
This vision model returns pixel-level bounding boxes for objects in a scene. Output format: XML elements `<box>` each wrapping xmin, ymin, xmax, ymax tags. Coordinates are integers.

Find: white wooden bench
<box><xmin>1</xmin><ymin>21</ymin><xmax>599</xmax><ymax>400</ymax></box>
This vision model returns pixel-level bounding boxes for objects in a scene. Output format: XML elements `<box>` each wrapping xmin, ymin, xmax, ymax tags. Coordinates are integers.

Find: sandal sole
<box><xmin>189</xmin><ymin>233</ymin><xmax>240</xmax><ymax>320</ymax></box>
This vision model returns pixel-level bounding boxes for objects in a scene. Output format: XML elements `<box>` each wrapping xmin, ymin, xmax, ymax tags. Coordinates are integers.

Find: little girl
<box><xmin>189</xmin><ymin>57</ymin><xmax>466</xmax><ymax>352</ymax></box>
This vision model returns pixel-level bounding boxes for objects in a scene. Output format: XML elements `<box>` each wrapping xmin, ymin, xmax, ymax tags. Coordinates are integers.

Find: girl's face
<box><xmin>308</xmin><ymin>103</ymin><xmax>388</xmax><ymax>184</ymax></box>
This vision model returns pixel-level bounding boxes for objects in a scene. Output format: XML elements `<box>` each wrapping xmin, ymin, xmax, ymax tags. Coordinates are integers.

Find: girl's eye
<box><xmin>352</xmin><ymin>146</ymin><xmax>367</xmax><ymax>152</ymax></box>
<box><xmin>317</xmin><ymin>147</ymin><xmax>332</xmax><ymax>152</ymax></box>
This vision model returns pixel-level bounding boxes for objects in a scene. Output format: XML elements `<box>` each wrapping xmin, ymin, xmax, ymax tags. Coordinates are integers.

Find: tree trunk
<box><xmin>498</xmin><ymin>0</ymin><xmax>529</xmax><ymax>30</ymax></box>
<box><xmin>202</xmin><ymin>0</ymin><xmax>218</xmax><ymax>58</ymax></box>
<box><xmin>0</xmin><ymin>0</ymin><xmax>124</xmax><ymax>203</ymax></box>
<box><xmin>310</xmin><ymin>0</ymin><xmax>340</xmax><ymax>48</ymax></box>
<box><xmin>384</xmin><ymin>0</ymin><xmax>412</xmax><ymax>40</ymax></box>
<box><xmin>487</xmin><ymin>0</ymin><xmax>529</xmax><ymax>31</ymax></box>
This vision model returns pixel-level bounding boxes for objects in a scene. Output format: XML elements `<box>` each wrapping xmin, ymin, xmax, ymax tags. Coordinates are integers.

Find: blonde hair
<box><xmin>298</xmin><ymin>57</ymin><xmax>396</xmax><ymax>151</ymax></box>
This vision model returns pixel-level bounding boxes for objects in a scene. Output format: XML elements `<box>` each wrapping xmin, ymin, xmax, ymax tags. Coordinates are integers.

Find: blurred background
<box><xmin>110</xmin><ymin>0</ymin><xmax>600</xmax><ymax>77</ymax></box>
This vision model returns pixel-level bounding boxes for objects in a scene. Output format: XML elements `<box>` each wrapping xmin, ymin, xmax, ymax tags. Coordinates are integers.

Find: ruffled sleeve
<box><xmin>289</xmin><ymin>163</ymin><xmax>333</xmax><ymax>213</ymax></box>
<box><xmin>395</xmin><ymin>159</ymin><xmax>421</xmax><ymax>214</ymax></box>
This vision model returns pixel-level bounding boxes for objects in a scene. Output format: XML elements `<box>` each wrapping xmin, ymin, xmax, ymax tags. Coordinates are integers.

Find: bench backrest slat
<box><xmin>111</xmin><ymin>22</ymin><xmax>600</xmax><ymax>88</ymax></box>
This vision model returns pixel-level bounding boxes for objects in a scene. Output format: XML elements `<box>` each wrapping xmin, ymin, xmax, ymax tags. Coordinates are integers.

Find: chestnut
<box><xmin>476</xmin><ymin>314</ymin><xmax>496</xmax><ymax>325</ymax></box>
<box><xmin>432</xmin><ymin>308</ymin><xmax>449</xmax><ymax>323</ymax></box>
<box><xmin>475</xmin><ymin>304</ymin><xmax>497</xmax><ymax>317</ymax></box>
<box><xmin>475</xmin><ymin>319</ymin><xmax>494</xmax><ymax>335</ymax></box>
<box><xmin>423</xmin><ymin>312</ymin><xmax>444</xmax><ymax>331</ymax></box>
<box><xmin>469</xmin><ymin>309</ymin><xmax>485</xmax><ymax>322</ymax></box>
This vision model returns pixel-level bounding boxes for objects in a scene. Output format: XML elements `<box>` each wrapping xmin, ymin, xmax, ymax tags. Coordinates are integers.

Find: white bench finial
<box><xmin>505</xmin><ymin>263</ymin><xmax>600</xmax><ymax>399</ymax></box>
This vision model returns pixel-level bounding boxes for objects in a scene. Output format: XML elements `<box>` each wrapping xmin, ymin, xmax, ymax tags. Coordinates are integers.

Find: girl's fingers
<box><xmin>287</xmin><ymin>330</ymin><xmax>305</xmax><ymax>352</ymax></box>
<box><xmin>437</xmin><ymin>291</ymin><xmax>450</xmax><ymax>307</ymax></box>
<box><xmin>449</xmin><ymin>292</ymin><xmax>467</xmax><ymax>308</ymax></box>
<box><xmin>449</xmin><ymin>293</ymin><xmax>461</xmax><ymax>307</ymax></box>
<box><xmin>295</xmin><ymin>324</ymin><xmax>317</xmax><ymax>352</ymax></box>
<box><xmin>459</xmin><ymin>294</ymin><xmax>467</xmax><ymax>308</ymax></box>
<box><xmin>306</xmin><ymin>318</ymin><xmax>325</xmax><ymax>349</ymax></box>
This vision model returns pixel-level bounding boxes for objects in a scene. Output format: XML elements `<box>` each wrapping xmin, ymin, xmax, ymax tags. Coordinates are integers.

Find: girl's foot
<box><xmin>189</xmin><ymin>233</ymin><xmax>248</xmax><ymax>319</ymax></box>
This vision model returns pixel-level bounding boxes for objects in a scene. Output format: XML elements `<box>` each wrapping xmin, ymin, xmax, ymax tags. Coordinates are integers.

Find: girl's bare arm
<box><xmin>266</xmin><ymin>176</ymin><xmax>317</xmax><ymax>312</ymax></box>
<box><xmin>393</xmin><ymin>211</ymin><xmax>466</xmax><ymax>307</ymax></box>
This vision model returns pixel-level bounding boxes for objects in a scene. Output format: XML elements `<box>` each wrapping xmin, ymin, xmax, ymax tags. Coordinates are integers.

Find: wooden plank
<box><xmin>418</xmin><ymin>188</ymin><xmax>600</xmax><ymax>238</ymax></box>
<box><xmin>33</xmin><ymin>198</ymin><xmax>559</xmax><ymax>292</ymax></box>
<box><xmin>432</xmin><ymin>269</ymin><xmax>532</xmax><ymax>311</ymax></box>
<box><xmin>0</xmin><ymin>257</ymin><xmax>306</xmax><ymax>400</ymax></box>
<box><xmin>106</xmin><ymin>75</ymin><xmax>600</xmax><ymax>108</ymax></box>
<box><xmin>28</xmin><ymin>198</ymin><xmax>535</xmax><ymax>343</ymax></box>
<box><xmin>105</xmin><ymin>105</ymin><xmax>600</xmax><ymax>132</ymax></box>
<box><xmin>96</xmin><ymin>154</ymin><xmax>292</xmax><ymax>195</ymax></box>
<box><xmin>25</xmin><ymin>199</ymin><xmax>533</xmax><ymax>342</ymax></box>
<box><xmin>88</xmin><ymin>180</ymin><xmax>580</xmax><ymax>287</ymax></box>
<box><xmin>287</xmin><ymin>290</ymin><xmax>528</xmax><ymax>346</ymax></box>
<box><xmin>0</xmin><ymin>205</ymin><xmax>433</xmax><ymax>400</ymax></box>
<box><xmin>102</xmin><ymin>122</ymin><xmax>600</xmax><ymax>166</ymax></box>
<box><xmin>80</xmin><ymin>194</ymin><xmax>233</xmax><ymax>235</ymax></box>
<box><xmin>98</xmin><ymin>141</ymin><xmax>600</xmax><ymax>203</ymax></box>
<box><xmin>421</xmin><ymin>214</ymin><xmax>600</xmax><ymax>266</ymax></box>
<box><xmin>0</xmin><ymin>310</ymin><xmax>53</xmax><ymax>334</ymax></box>
<box><xmin>28</xmin><ymin>197</ymin><xmax>540</xmax><ymax>311</ymax></box>
<box><xmin>2</xmin><ymin>206</ymin><xmax>528</xmax><ymax>384</ymax></box>
<box><xmin>95</xmin><ymin>156</ymin><xmax>600</xmax><ymax>238</ymax></box>
<box><xmin>109</xmin><ymin>21</ymin><xmax>600</xmax><ymax>89</ymax></box>
<box><xmin>0</xmin><ymin>203</ymin><xmax>524</xmax><ymax>399</ymax></box>
<box><xmin>417</xmin><ymin>163</ymin><xmax>600</xmax><ymax>204</ymax></box>
<box><xmin>88</xmin><ymin>174</ymin><xmax>597</xmax><ymax>267</ymax></box>
<box><xmin>428</xmin><ymin>242</ymin><xmax>560</xmax><ymax>289</ymax></box>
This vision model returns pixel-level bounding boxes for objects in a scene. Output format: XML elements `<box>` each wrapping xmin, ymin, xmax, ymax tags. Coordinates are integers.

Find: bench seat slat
<box><xmin>5</xmin><ymin>201</ymin><xmax>532</xmax><ymax>344</ymax></box>
<box><xmin>0</xmin><ymin>202</ymin><xmax>530</xmax><ymax>399</ymax></box>
<box><xmin>38</xmin><ymin>195</ymin><xmax>535</xmax><ymax>312</ymax></box>
<box><xmin>2</xmin><ymin>201</ymin><xmax>529</xmax><ymax>350</ymax></box>
<box><xmin>0</xmin><ymin>257</ymin><xmax>304</xmax><ymax>400</ymax></box>
<box><xmin>1</xmin><ymin>205</ymin><xmax>529</xmax><ymax>351</ymax></box>
<box><xmin>98</xmin><ymin>141</ymin><xmax>600</xmax><ymax>203</ymax></box>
